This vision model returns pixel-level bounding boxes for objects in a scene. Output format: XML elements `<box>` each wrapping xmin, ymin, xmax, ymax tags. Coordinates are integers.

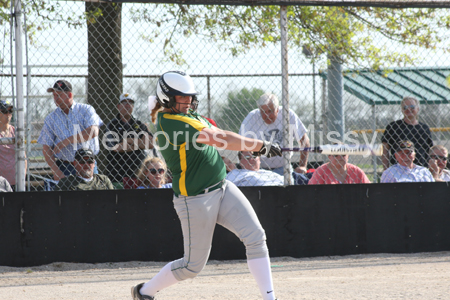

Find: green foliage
<box><xmin>0</xmin><ymin>0</ymin><xmax>101</xmax><ymax>47</ymax></box>
<box><xmin>215</xmin><ymin>87</ymin><xmax>265</xmax><ymax>132</ymax></box>
<box><xmin>130</xmin><ymin>4</ymin><xmax>450</xmax><ymax>69</ymax></box>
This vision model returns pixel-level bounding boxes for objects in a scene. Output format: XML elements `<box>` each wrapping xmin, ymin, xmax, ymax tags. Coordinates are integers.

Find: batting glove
<box><xmin>253</xmin><ymin>141</ymin><xmax>282</xmax><ymax>158</ymax></box>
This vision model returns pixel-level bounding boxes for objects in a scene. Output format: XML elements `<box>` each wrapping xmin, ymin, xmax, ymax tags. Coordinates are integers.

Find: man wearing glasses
<box><xmin>226</xmin><ymin>151</ymin><xmax>284</xmax><ymax>186</ymax></box>
<box><xmin>428</xmin><ymin>145</ymin><xmax>450</xmax><ymax>182</ymax></box>
<box><xmin>381</xmin><ymin>140</ymin><xmax>434</xmax><ymax>183</ymax></box>
<box><xmin>0</xmin><ymin>100</ymin><xmax>27</xmax><ymax>190</ymax></box>
<box><xmin>239</xmin><ymin>93</ymin><xmax>309</xmax><ymax>176</ymax></box>
<box><xmin>381</xmin><ymin>96</ymin><xmax>433</xmax><ymax>170</ymax></box>
<box><xmin>54</xmin><ymin>148</ymin><xmax>114</xmax><ymax>191</ymax></box>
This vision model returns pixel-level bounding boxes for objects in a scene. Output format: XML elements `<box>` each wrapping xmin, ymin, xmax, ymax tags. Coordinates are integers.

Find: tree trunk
<box><xmin>86</xmin><ymin>2</ymin><xmax>122</xmax><ymax>172</ymax></box>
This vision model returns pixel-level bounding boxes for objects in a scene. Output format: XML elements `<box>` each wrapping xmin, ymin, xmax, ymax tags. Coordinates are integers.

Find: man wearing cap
<box><xmin>54</xmin><ymin>148</ymin><xmax>114</xmax><ymax>191</ymax></box>
<box><xmin>0</xmin><ymin>99</ymin><xmax>27</xmax><ymax>190</ymax></box>
<box><xmin>381</xmin><ymin>140</ymin><xmax>434</xmax><ymax>183</ymax></box>
<box><xmin>104</xmin><ymin>93</ymin><xmax>153</xmax><ymax>189</ymax></box>
<box><xmin>38</xmin><ymin>80</ymin><xmax>103</xmax><ymax>181</ymax></box>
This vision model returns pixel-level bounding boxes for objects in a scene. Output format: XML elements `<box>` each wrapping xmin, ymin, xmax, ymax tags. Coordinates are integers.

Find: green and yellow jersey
<box><xmin>156</xmin><ymin>110</ymin><xmax>226</xmax><ymax>196</ymax></box>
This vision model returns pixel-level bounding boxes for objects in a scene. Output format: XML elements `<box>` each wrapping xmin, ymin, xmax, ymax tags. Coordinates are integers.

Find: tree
<box><xmin>0</xmin><ymin>0</ymin><xmax>100</xmax><ymax>44</ymax></box>
<box><xmin>215</xmin><ymin>87</ymin><xmax>265</xmax><ymax>132</ymax></box>
<box><xmin>86</xmin><ymin>2</ymin><xmax>122</xmax><ymax>125</ymax></box>
<box><xmin>130</xmin><ymin>5</ymin><xmax>450</xmax><ymax>69</ymax></box>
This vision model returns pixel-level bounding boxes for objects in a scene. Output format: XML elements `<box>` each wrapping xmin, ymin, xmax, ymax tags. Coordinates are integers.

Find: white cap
<box><xmin>119</xmin><ymin>93</ymin><xmax>135</xmax><ymax>103</ymax></box>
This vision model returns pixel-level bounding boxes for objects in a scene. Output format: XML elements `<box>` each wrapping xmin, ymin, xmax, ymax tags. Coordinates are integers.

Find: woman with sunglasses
<box><xmin>0</xmin><ymin>100</ymin><xmax>27</xmax><ymax>190</ymax></box>
<box><xmin>381</xmin><ymin>96</ymin><xmax>433</xmax><ymax>170</ymax></box>
<box><xmin>428</xmin><ymin>145</ymin><xmax>450</xmax><ymax>182</ymax></box>
<box><xmin>136</xmin><ymin>157</ymin><xmax>172</xmax><ymax>189</ymax></box>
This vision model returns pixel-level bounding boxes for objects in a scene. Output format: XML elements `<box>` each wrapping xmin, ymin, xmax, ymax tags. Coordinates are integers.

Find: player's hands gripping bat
<box><xmin>253</xmin><ymin>141</ymin><xmax>282</xmax><ymax>158</ymax></box>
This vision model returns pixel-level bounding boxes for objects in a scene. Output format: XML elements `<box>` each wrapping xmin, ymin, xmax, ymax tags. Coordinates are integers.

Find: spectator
<box><xmin>105</xmin><ymin>93</ymin><xmax>153</xmax><ymax>189</ymax></box>
<box><xmin>37</xmin><ymin>80</ymin><xmax>103</xmax><ymax>181</ymax></box>
<box><xmin>239</xmin><ymin>93</ymin><xmax>310</xmax><ymax>176</ymax></box>
<box><xmin>0</xmin><ymin>100</ymin><xmax>27</xmax><ymax>190</ymax></box>
<box><xmin>190</xmin><ymin>98</ymin><xmax>217</xmax><ymax>127</ymax></box>
<box><xmin>381</xmin><ymin>140</ymin><xmax>434</xmax><ymax>183</ymax></box>
<box><xmin>308</xmin><ymin>153</ymin><xmax>370</xmax><ymax>185</ymax></box>
<box><xmin>0</xmin><ymin>176</ymin><xmax>13</xmax><ymax>192</ymax></box>
<box><xmin>54</xmin><ymin>148</ymin><xmax>114</xmax><ymax>191</ymax></box>
<box><xmin>136</xmin><ymin>157</ymin><xmax>172</xmax><ymax>189</ymax></box>
<box><xmin>382</xmin><ymin>96</ymin><xmax>433</xmax><ymax>169</ymax></box>
<box><xmin>226</xmin><ymin>151</ymin><xmax>284</xmax><ymax>186</ymax></box>
<box><xmin>428</xmin><ymin>145</ymin><xmax>450</xmax><ymax>182</ymax></box>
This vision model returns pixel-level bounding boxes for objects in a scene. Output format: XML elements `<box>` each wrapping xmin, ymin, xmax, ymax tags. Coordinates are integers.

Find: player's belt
<box><xmin>198</xmin><ymin>179</ymin><xmax>225</xmax><ymax>195</ymax></box>
<box><xmin>174</xmin><ymin>179</ymin><xmax>225</xmax><ymax>198</ymax></box>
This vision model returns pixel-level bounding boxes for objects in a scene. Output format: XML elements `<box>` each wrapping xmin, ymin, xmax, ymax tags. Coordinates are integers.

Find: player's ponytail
<box><xmin>151</xmin><ymin>102</ymin><xmax>162</xmax><ymax>124</ymax></box>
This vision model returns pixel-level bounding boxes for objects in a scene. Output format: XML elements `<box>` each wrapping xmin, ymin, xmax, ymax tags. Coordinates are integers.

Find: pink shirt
<box><xmin>0</xmin><ymin>126</ymin><xmax>16</xmax><ymax>186</ymax></box>
<box><xmin>308</xmin><ymin>163</ymin><xmax>371</xmax><ymax>185</ymax></box>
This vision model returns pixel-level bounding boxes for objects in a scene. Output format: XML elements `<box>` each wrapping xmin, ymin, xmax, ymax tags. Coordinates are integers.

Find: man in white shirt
<box><xmin>239</xmin><ymin>93</ymin><xmax>309</xmax><ymax>176</ymax></box>
<box><xmin>381</xmin><ymin>140</ymin><xmax>434</xmax><ymax>183</ymax></box>
<box><xmin>226</xmin><ymin>151</ymin><xmax>284</xmax><ymax>186</ymax></box>
<box><xmin>428</xmin><ymin>145</ymin><xmax>450</xmax><ymax>182</ymax></box>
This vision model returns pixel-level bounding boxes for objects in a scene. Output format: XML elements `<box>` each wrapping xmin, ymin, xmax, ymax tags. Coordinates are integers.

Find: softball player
<box><xmin>131</xmin><ymin>71</ymin><xmax>281</xmax><ymax>300</ymax></box>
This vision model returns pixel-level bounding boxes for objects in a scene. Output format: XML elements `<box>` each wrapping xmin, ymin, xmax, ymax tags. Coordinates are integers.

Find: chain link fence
<box><xmin>2</xmin><ymin>1</ymin><xmax>450</xmax><ymax>191</ymax></box>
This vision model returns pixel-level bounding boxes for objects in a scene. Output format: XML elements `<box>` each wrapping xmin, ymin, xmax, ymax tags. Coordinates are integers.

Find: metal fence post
<box><xmin>372</xmin><ymin>104</ymin><xmax>378</xmax><ymax>182</ymax></box>
<box><xmin>280</xmin><ymin>5</ymin><xmax>291</xmax><ymax>185</ymax></box>
<box><xmin>327</xmin><ymin>55</ymin><xmax>344</xmax><ymax>141</ymax></box>
<box><xmin>14</xmin><ymin>0</ymin><xmax>26</xmax><ymax>191</ymax></box>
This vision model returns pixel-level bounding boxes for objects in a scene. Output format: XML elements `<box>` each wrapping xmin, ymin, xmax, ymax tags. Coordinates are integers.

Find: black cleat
<box><xmin>131</xmin><ymin>283</ymin><xmax>155</xmax><ymax>300</ymax></box>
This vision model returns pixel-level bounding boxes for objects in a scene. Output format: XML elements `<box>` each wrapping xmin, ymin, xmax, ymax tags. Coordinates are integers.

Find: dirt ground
<box><xmin>0</xmin><ymin>251</ymin><xmax>449</xmax><ymax>300</ymax></box>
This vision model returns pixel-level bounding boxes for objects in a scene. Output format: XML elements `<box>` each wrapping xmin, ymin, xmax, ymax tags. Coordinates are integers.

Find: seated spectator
<box><xmin>226</xmin><ymin>151</ymin><xmax>284</xmax><ymax>186</ymax></box>
<box><xmin>308</xmin><ymin>152</ymin><xmax>370</xmax><ymax>185</ymax></box>
<box><xmin>0</xmin><ymin>176</ymin><xmax>13</xmax><ymax>192</ymax></box>
<box><xmin>54</xmin><ymin>148</ymin><xmax>114</xmax><ymax>191</ymax></box>
<box><xmin>136</xmin><ymin>157</ymin><xmax>172</xmax><ymax>189</ymax></box>
<box><xmin>428</xmin><ymin>145</ymin><xmax>450</xmax><ymax>182</ymax></box>
<box><xmin>381</xmin><ymin>140</ymin><xmax>434</xmax><ymax>183</ymax></box>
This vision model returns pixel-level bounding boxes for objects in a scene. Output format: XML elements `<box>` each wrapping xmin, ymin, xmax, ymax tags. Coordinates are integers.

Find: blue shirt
<box><xmin>37</xmin><ymin>102</ymin><xmax>103</xmax><ymax>161</ymax></box>
<box><xmin>381</xmin><ymin>164</ymin><xmax>434</xmax><ymax>183</ymax></box>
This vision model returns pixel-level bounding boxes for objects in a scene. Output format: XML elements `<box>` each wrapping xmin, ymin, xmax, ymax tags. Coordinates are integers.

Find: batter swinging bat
<box><xmin>281</xmin><ymin>144</ymin><xmax>383</xmax><ymax>156</ymax></box>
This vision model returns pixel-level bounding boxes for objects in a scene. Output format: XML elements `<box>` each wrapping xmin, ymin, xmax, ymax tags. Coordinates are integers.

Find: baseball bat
<box><xmin>281</xmin><ymin>144</ymin><xmax>383</xmax><ymax>156</ymax></box>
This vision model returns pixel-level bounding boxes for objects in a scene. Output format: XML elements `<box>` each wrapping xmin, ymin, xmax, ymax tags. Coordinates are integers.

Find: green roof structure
<box><xmin>320</xmin><ymin>67</ymin><xmax>450</xmax><ymax>105</ymax></box>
